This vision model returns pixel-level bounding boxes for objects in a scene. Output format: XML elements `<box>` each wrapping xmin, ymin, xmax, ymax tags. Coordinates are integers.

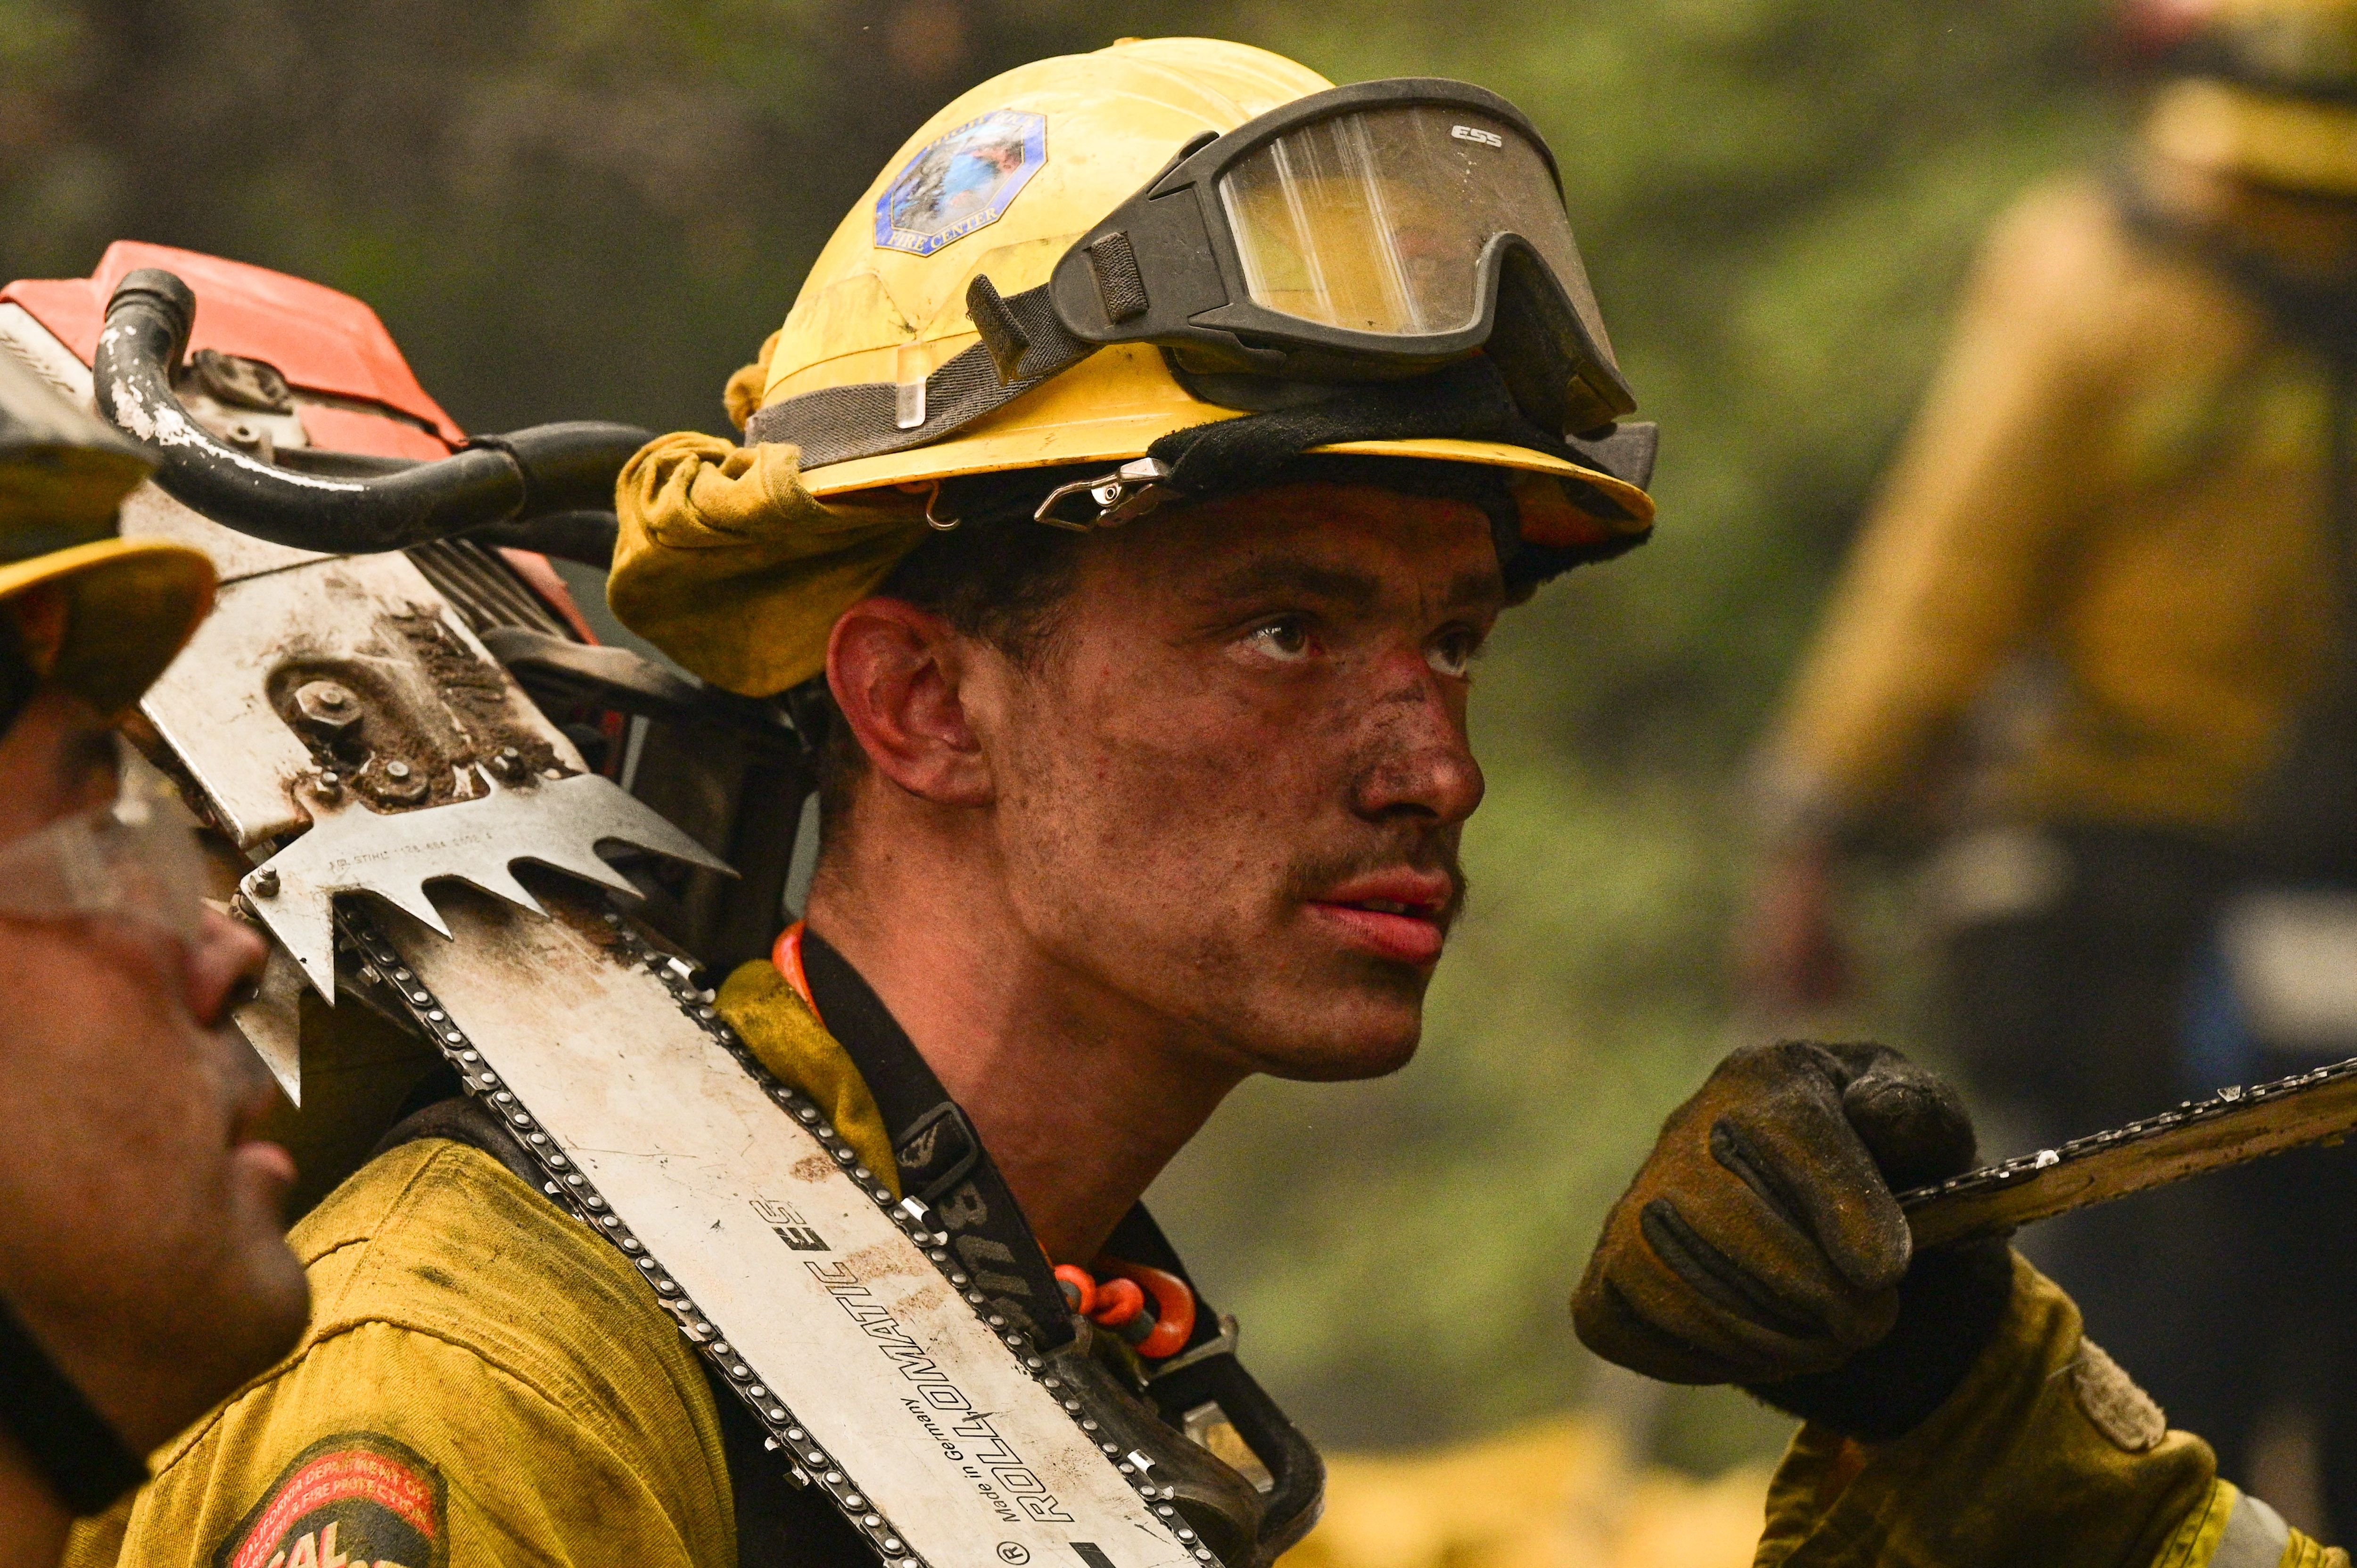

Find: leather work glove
<box><xmin>1573</xmin><ymin>1041</ymin><xmax>2016</xmax><ymax>1440</ymax></box>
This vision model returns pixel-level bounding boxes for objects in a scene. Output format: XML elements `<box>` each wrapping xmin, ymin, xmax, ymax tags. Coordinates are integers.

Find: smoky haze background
<box><xmin>0</xmin><ymin>0</ymin><xmax>2112</xmax><ymax>1473</ymax></box>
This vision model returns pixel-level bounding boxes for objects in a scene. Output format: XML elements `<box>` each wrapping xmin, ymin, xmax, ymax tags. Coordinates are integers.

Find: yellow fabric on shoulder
<box><xmin>718</xmin><ymin>957</ymin><xmax>899</xmax><ymax>1195</ymax></box>
<box><xmin>72</xmin><ymin>1139</ymin><xmax>735</xmax><ymax>1568</ymax></box>
<box><xmin>608</xmin><ymin>430</ymin><xmax>926</xmax><ymax>697</ymax></box>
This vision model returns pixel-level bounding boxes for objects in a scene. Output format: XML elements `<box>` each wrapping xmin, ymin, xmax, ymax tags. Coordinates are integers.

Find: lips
<box><xmin>222</xmin><ymin>1039</ymin><xmax>299</xmax><ymax>1202</ymax></box>
<box><xmin>1305</xmin><ymin>869</ymin><xmax>1456</xmax><ymax>966</ymax></box>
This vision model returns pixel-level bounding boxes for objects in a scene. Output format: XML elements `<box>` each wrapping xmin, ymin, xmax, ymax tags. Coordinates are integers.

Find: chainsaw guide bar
<box><xmin>1901</xmin><ymin>1053</ymin><xmax>2357</xmax><ymax>1250</ymax></box>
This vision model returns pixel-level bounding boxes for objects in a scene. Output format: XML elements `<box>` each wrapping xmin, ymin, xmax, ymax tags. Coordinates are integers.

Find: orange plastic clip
<box><xmin>1055</xmin><ymin>1264</ymin><xmax>1098</xmax><ymax>1315</ymax></box>
<box><xmin>1089</xmin><ymin>1276</ymin><xmax>1146</xmax><ymax>1330</ymax></box>
<box><xmin>1098</xmin><ymin>1260</ymin><xmax>1195</xmax><ymax>1359</ymax></box>
<box><xmin>772</xmin><ymin>921</ymin><xmax>815</xmax><ymax>1010</ymax></box>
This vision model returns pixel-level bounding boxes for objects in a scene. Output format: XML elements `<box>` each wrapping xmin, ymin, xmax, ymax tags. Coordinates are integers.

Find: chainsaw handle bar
<box><xmin>94</xmin><ymin>268</ymin><xmax>649</xmax><ymax>560</ymax></box>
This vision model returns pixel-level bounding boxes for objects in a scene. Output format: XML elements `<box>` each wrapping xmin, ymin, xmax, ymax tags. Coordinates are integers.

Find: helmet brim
<box><xmin>796</xmin><ymin>346</ymin><xmax>1655</xmax><ymax>524</ymax></box>
<box><xmin>2144</xmin><ymin>78</ymin><xmax>2357</xmax><ymax>198</ymax></box>
<box><xmin>0</xmin><ymin>536</ymin><xmax>216</xmax><ymax>716</ymax></box>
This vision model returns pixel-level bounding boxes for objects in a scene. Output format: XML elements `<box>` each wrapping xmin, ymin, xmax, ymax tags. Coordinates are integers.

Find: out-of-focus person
<box><xmin>1735</xmin><ymin>0</ymin><xmax>2357</xmax><ymax>1512</ymax></box>
<box><xmin>0</xmin><ymin>347</ymin><xmax>305</xmax><ymax>1567</ymax></box>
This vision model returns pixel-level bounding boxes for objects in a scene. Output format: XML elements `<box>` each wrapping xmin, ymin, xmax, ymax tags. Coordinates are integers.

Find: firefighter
<box><xmin>1736</xmin><ymin>0</ymin><xmax>2357</xmax><ymax>1496</ymax></box>
<box><xmin>80</xmin><ymin>38</ymin><xmax>1658</xmax><ymax>1568</ymax></box>
<box><xmin>0</xmin><ymin>349</ymin><xmax>301</xmax><ymax>1566</ymax></box>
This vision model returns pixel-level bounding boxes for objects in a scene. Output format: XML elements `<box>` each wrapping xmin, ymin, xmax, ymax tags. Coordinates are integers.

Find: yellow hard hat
<box><xmin>0</xmin><ymin>346</ymin><xmax>213</xmax><ymax>718</ymax></box>
<box><xmin>755</xmin><ymin>37</ymin><xmax>1651</xmax><ymax>513</ymax></box>
<box><xmin>613</xmin><ymin>37</ymin><xmax>1653</xmax><ymax>697</ymax></box>
<box><xmin>2139</xmin><ymin>0</ymin><xmax>2357</xmax><ymax>196</ymax></box>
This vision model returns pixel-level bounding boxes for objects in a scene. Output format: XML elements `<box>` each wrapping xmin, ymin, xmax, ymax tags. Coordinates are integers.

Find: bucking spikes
<box><xmin>240</xmin><ymin>772</ymin><xmax>732</xmax><ymax>1000</ymax></box>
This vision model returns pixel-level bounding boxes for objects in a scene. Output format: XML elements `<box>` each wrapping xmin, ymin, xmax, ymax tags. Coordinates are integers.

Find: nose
<box><xmin>1350</xmin><ymin>656</ymin><xmax>1485</xmax><ymax>827</ymax></box>
<box><xmin>185</xmin><ymin>904</ymin><xmax>269</xmax><ymax>1028</ymax></box>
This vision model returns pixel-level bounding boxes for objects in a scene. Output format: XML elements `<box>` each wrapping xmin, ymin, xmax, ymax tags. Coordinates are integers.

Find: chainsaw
<box><xmin>0</xmin><ymin>245</ymin><xmax>1319</xmax><ymax>1568</ymax></box>
<box><xmin>1901</xmin><ymin>1053</ymin><xmax>2357</xmax><ymax>1249</ymax></box>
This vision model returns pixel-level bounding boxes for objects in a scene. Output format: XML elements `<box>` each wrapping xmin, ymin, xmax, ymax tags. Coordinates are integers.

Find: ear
<box><xmin>824</xmin><ymin>599</ymin><xmax>994</xmax><ymax>807</ymax></box>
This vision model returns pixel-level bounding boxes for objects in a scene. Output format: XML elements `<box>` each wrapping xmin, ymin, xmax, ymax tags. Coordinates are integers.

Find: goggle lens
<box><xmin>1216</xmin><ymin>103</ymin><xmax>1610</xmax><ymax>359</ymax></box>
<box><xmin>0</xmin><ymin>748</ymin><xmax>208</xmax><ymax>944</ymax></box>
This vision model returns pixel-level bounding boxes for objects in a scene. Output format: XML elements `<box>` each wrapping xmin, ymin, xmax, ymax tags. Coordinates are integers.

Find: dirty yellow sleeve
<box><xmin>1756</xmin><ymin>1254</ymin><xmax>2341</xmax><ymax>1568</ymax></box>
<box><xmin>73</xmin><ymin>1140</ymin><xmax>735</xmax><ymax>1568</ymax></box>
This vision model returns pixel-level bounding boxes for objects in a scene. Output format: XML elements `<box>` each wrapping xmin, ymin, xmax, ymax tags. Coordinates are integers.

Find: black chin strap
<box><xmin>796</xmin><ymin>930</ymin><xmax>1232</xmax><ymax>1361</ymax></box>
<box><xmin>0</xmin><ymin>1289</ymin><xmax>146</xmax><ymax>1514</ymax></box>
<box><xmin>0</xmin><ymin>612</ymin><xmax>41</xmax><ymax>743</ymax></box>
<box><xmin>794</xmin><ymin>931</ymin><xmax>1328</xmax><ymax>1556</ymax></box>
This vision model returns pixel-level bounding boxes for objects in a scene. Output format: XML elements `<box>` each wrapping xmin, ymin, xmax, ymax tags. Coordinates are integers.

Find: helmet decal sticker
<box><xmin>874</xmin><ymin>109</ymin><xmax>1048</xmax><ymax>256</ymax></box>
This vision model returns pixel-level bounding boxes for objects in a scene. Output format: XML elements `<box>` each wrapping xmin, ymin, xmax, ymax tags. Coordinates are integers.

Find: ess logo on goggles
<box><xmin>752</xmin><ymin>79</ymin><xmax>1634</xmax><ymax>472</ymax></box>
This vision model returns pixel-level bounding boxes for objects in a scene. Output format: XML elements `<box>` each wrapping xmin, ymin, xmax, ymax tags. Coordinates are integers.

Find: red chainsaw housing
<box><xmin>3</xmin><ymin>240</ymin><xmax>463</xmax><ymax>457</ymax></box>
<box><xmin>1</xmin><ymin>241</ymin><xmax>593</xmax><ymax>640</ymax></box>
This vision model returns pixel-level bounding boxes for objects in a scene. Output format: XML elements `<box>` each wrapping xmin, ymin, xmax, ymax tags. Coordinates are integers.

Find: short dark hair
<box><xmin>812</xmin><ymin>470</ymin><xmax>1092</xmax><ymax>840</ymax></box>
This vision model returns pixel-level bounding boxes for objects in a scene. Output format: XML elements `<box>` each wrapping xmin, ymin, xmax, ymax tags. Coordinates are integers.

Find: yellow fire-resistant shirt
<box><xmin>67</xmin><ymin>959</ymin><xmax>898</xmax><ymax>1568</ymax></box>
<box><xmin>1767</xmin><ymin>174</ymin><xmax>2342</xmax><ymax>834</ymax></box>
<box><xmin>73</xmin><ymin>1137</ymin><xmax>736</xmax><ymax>1568</ymax></box>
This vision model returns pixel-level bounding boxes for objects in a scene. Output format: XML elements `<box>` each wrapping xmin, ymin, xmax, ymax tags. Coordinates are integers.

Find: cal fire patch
<box><xmin>214</xmin><ymin>1434</ymin><xmax>446</xmax><ymax>1568</ymax></box>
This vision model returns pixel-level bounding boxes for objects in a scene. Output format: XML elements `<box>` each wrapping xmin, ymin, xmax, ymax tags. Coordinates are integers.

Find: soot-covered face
<box><xmin>970</xmin><ymin>481</ymin><xmax>1502</xmax><ymax>1082</ymax></box>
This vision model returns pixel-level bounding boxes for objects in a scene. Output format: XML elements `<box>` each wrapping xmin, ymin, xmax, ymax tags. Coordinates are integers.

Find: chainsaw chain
<box><xmin>337</xmin><ymin>903</ymin><xmax>1218</xmax><ymax>1568</ymax></box>
<box><xmin>1898</xmin><ymin>1051</ymin><xmax>2357</xmax><ymax>1209</ymax></box>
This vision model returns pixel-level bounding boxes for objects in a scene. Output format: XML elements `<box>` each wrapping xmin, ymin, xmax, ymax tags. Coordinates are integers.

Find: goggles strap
<box><xmin>743</xmin><ymin>288</ymin><xmax>1659</xmax><ymax>515</ymax></box>
<box><xmin>744</xmin><ymin>276</ymin><xmax>1094</xmax><ymax>471</ymax></box>
<box><xmin>0</xmin><ymin>1289</ymin><xmax>147</xmax><ymax>1514</ymax></box>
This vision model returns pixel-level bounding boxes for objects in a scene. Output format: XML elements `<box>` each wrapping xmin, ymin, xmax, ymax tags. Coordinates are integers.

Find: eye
<box><xmin>1243</xmin><ymin>615</ymin><xmax>1315</xmax><ymax>663</ymax></box>
<box><xmin>1425</xmin><ymin>625</ymin><xmax>1482</xmax><ymax>679</ymax></box>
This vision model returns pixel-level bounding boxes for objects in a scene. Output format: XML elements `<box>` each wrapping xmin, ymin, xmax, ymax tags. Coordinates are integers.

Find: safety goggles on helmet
<box><xmin>0</xmin><ymin>740</ymin><xmax>208</xmax><ymax>946</ymax></box>
<box><xmin>752</xmin><ymin>78</ymin><xmax>1635</xmax><ymax>476</ymax></box>
<box><xmin>1034</xmin><ymin>78</ymin><xmax>1633</xmax><ymax>434</ymax></box>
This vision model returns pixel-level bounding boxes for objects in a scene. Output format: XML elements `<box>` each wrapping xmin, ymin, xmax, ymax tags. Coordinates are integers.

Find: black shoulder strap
<box><xmin>796</xmin><ymin>933</ymin><xmax>1323</xmax><ymax>1548</ymax></box>
<box><xmin>797</xmin><ymin>931</ymin><xmax>1076</xmax><ymax>1347</ymax></box>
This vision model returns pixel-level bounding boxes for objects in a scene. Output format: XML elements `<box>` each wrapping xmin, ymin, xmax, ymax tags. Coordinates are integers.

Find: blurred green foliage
<box><xmin>0</xmin><ymin>0</ymin><xmax>2114</xmax><ymax>1471</ymax></box>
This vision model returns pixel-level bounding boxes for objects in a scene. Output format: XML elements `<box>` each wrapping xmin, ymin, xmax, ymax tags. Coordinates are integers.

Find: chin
<box><xmin>1240</xmin><ymin>974</ymin><xmax>1429</xmax><ymax>1084</ymax></box>
<box><xmin>219</xmin><ymin>1197</ymin><xmax>313</xmax><ymax>1364</ymax></box>
<box><xmin>205</xmin><ymin>1242</ymin><xmax>312</xmax><ymax>1394</ymax></box>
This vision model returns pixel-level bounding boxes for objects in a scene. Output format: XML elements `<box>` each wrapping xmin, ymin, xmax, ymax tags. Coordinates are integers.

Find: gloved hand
<box><xmin>1573</xmin><ymin>1040</ymin><xmax>2015</xmax><ymax>1439</ymax></box>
